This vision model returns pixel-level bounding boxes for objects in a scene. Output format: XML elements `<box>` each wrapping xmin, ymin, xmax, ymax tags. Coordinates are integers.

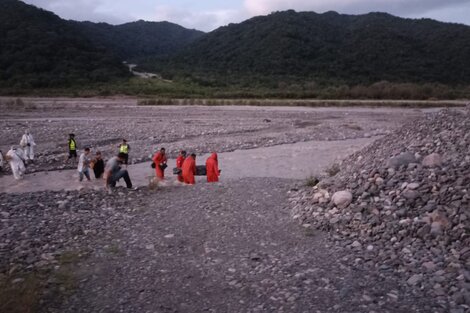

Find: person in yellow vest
<box><xmin>65</xmin><ymin>133</ymin><xmax>77</xmax><ymax>162</ymax></box>
<box><xmin>118</xmin><ymin>139</ymin><xmax>130</xmax><ymax>167</ymax></box>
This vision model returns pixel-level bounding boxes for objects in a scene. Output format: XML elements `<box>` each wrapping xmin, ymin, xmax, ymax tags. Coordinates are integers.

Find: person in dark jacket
<box><xmin>91</xmin><ymin>151</ymin><xmax>105</xmax><ymax>179</ymax></box>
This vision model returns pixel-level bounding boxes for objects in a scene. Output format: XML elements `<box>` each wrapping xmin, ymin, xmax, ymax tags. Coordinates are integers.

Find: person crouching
<box><xmin>6</xmin><ymin>146</ymin><xmax>26</xmax><ymax>180</ymax></box>
<box><xmin>103</xmin><ymin>152</ymin><xmax>133</xmax><ymax>190</ymax></box>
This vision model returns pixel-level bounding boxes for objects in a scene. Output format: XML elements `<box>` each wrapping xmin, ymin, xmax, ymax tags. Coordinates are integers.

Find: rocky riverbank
<box><xmin>0</xmin><ymin>179</ymin><xmax>436</xmax><ymax>313</ymax></box>
<box><xmin>290</xmin><ymin>107</ymin><xmax>470</xmax><ymax>312</ymax></box>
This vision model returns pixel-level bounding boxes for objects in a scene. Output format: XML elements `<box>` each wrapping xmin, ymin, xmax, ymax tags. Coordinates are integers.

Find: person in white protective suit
<box><xmin>0</xmin><ymin>150</ymin><xmax>4</xmax><ymax>174</ymax></box>
<box><xmin>20</xmin><ymin>129</ymin><xmax>36</xmax><ymax>162</ymax></box>
<box><xmin>6</xmin><ymin>146</ymin><xmax>26</xmax><ymax>180</ymax></box>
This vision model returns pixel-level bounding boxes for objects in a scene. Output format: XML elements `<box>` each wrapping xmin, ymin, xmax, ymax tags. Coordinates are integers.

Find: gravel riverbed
<box><xmin>0</xmin><ymin>98</ymin><xmax>456</xmax><ymax>312</ymax></box>
<box><xmin>0</xmin><ymin>98</ymin><xmax>427</xmax><ymax>174</ymax></box>
<box><xmin>1</xmin><ymin>179</ymin><xmax>435</xmax><ymax>313</ymax></box>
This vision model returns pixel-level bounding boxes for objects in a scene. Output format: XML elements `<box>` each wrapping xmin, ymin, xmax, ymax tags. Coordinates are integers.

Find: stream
<box><xmin>0</xmin><ymin>137</ymin><xmax>377</xmax><ymax>193</ymax></box>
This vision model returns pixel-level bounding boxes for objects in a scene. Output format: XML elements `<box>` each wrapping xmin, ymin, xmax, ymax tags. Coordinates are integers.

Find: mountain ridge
<box><xmin>151</xmin><ymin>10</ymin><xmax>470</xmax><ymax>85</ymax></box>
<box><xmin>72</xmin><ymin>19</ymin><xmax>205</xmax><ymax>61</ymax></box>
<box><xmin>0</xmin><ymin>0</ymin><xmax>130</xmax><ymax>88</ymax></box>
<box><xmin>1</xmin><ymin>1</ymin><xmax>470</xmax><ymax>92</ymax></box>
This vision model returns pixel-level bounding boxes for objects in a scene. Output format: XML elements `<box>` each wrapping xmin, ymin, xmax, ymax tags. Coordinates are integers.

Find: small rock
<box><xmin>332</xmin><ymin>191</ymin><xmax>353</xmax><ymax>209</ymax></box>
<box><xmin>351</xmin><ymin>241</ymin><xmax>362</xmax><ymax>249</ymax></box>
<box><xmin>407</xmin><ymin>274</ymin><xmax>423</xmax><ymax>286</ymax></box>
<box><xmin>430</xmin><ymin>222</ymin><xmax>443</xmax><ymax>236</ymax></box>
<box><xmin>422</xmin><ymin>261</ymin><xmax>436</xmax><ymax>271</ymax></box>
<box><xmin>422</xmin><ymin>153</ymin><xmax>442</xmax><ymax>167</ymax></box>
<box><xmin>145</xmin><ymin>244</ymin><xmax>155</xmax><ymax>250</ymax></box>
<box><xmin>406</xmin><ymin>183</ymin><xmax>420</xmax><ymax>190</ymax></box>
<box><xmin>402</xmin><ymin>189</ymin><xmax>419</xmax><ymax>200</ymax></box>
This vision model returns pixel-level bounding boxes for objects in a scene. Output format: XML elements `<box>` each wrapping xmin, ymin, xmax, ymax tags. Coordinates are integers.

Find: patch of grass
<box><xmin>0</xmin><ymin>250</ymin><xmax>90</xmax><ymax>313</ymax></box>
<box><xmin>325</xmin><ymin>163</ymin><xmax>341</xmax><ymax>177</ymax></box>
<box><xmin>105</xmin><ymin>244</ymin><xmax>122</xmax><ymax>255</ymax></box>
<box><xmin>58</xmin><ymin>250</ymin><xmax>84</xmax><ymax>265</ymax></box>
<box><xmin>302</xmin><ymin>227</ymin><xmax>317</xmax><ymax>237</ymax></box>
<box><xmin>305</xmin><ymin>176</ymin><xmax>320</xmax><ymax>187</ymax></box>
<box><xmin>0</xmin><ymin>272</ymin><xmax>42</xmax><ymax>313</ymax></box>
<box><xmin>53</xmin><ymin>249</ymin><xmax>90</xmax><ymax>296</ymax></box>
<box><xmin>53</xmin><ymin>269</ymin><xmax>78</xmax><ymax>295</ymax></box>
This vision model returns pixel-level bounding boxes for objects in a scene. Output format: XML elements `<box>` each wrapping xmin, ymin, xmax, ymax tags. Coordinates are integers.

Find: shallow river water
<box><xmin>0</xmin><ymin>137</ymin><xmax>376</xmax><ymax>193</ymax></box>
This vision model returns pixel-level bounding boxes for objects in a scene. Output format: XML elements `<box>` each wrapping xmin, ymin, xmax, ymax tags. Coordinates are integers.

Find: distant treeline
<box><xmin>1</xmin><ymin>78</ymin><xmax>469</xmax><ymax>101</ymax></box>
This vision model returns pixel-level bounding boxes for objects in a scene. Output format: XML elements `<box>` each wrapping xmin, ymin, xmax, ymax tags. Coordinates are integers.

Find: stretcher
<box><xmin>173</xmin><ymin>165</ymin><xmax>207</xmax><ymax>176</ymax></box>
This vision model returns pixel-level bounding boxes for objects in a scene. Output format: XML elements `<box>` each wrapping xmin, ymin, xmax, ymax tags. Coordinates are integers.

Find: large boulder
<box><xmin>422</xmin><ymin>153</ymin><xmax>442</xmax><ymax>167</ymax></box>
<box><xmin>331</xmin><ymin>190</ymin><xmax>353</xmax><ymax>209</ymax></box>
<box><xmin>386</xmin><ymin>152</ymin><xmax>416</xmax><ymax>168</ymax></box>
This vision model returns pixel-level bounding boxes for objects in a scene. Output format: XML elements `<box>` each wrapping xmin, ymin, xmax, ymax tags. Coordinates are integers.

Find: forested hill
<box><xmin>158</xmin><ymin>10</ymin><xmax>470</xmax><ymax>85</ymax></box>
<box><xmin>73</xmin><ymin>20</ymin><xmax>205</xmax><ymax>61</ymax></box>
<box><xmin>0</xmin><ymin>0</ymin><xmax>129</xmax><ymax>88</ymax></box>
<box><xmin>2</xmin><ymin>1</ymin><xmax>470</xmax><ymax>92</ymax></box>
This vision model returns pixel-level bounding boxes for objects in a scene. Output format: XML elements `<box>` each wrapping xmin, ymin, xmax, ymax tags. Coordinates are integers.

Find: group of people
<box><xmin>1</xmin><ymin>131</ymin><xmax>221</xmax><ymax>190</ymax></box>
<box><xmin>0</xmin><ymin>130</ymin><xmax>36</xmax><ymax>179</ymax></box>
<box><xmin>152</xmin><ymin>147</ymin><xmax>221</xmax><ymax>185</ymax></box>
<box><xmin>71</xmin><ymin>136</ymin><xmax>134</xmax><ymax>190</ymax></box>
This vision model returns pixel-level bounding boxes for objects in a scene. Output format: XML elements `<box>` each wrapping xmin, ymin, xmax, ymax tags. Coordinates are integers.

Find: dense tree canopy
<box><xmin>1</xmin><ymin>1</ymin><xmax>469</xmax><ymax>92</ymax></box>
<box><xmin>72</xmin><ymin>20</ymin><xmax>204</xmax><ymax>61</ymax></box>
<box><xmin>0</xmin><ymin>0</ymin><xmax>132</xmax><ymax>88</ymax></box>
<box><xmin>150</xmin><ymin>10</ymin><xmax>470</xmax><ymax>85</ymax></box>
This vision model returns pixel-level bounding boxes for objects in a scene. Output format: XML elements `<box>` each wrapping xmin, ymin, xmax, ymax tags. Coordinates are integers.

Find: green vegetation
<box><xmin>1</xmin><ymin>76</ymin><xmax>469</xmax><ymax>101</ymax></box>
<box><xmin>305</xmin><ymin>176</ymin><xmax>320</xmax><ymax>187</ymax></box>
<box><xmin>1</xmin><ymin>2</ymin><xmax>470</xmax><ymax>100</ymax></box>
<box><xmin>151</xmin><ymin>10</ymin><xmax>470</xmax><ymax>86</ymax></box>
<box><xmin>0</xmin><ymin>0</ymin><xmax>129</xmax><ymax>88</ymax></box>
<box><xmin>0</xmin><ymin>249</ymin><xmax>89</xmax><ymax>313</ymax></box>
<box><xmin>105</xmin><ymin>244</ymin><xmax>123</xmax><ymax>255</ymax></box>
<box><xmin>325</xmin><ymin>163</ymin><xmax>341</xmax><ymax>177</ymax></box>
<box><xmin>58</xmin><ymin>250</ymin><xmax>87</xmax><ymax>265</ymax></box>
<box><xmin>0</xmin><ymin>273</ymin><xmax>42</xmax><ymax>313</ymax></box>
<box><xmin>72</xmin><ymin>20</ymin><xmax>204</xmax><ymax>62</ymax></box>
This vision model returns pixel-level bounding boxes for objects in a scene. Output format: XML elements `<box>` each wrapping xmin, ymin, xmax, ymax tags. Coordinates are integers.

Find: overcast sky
<box><xmin>23</xmin><ymin>0</ymin><xmax>470</xmax><ymax>31</ymax></box>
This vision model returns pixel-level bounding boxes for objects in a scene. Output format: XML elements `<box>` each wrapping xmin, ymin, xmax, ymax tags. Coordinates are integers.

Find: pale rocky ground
<box><xmin>0</xmin><ymin>98</ymin><xmax>458</xmax><ymax>312</ymax></box>
<box><xmin>0</xmin><ymin>97</ymin><xmax>432</xmax><ymax>173</ymax></box>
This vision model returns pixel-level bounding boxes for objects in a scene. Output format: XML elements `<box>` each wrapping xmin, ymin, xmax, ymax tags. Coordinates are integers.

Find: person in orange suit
<box><xmin>152</xmin><ymin>147</ymin><xmax>167</xmax><ymax>180</ymax></box>
<box><xmin>182</xmin><ymin>153</ymin><xmax>196</xmax><ymax>185</ymax></box>
<box><xmin>176</xmin><ymin>150</ymin><xmax>186</xmax><ymax>182</ymax></box>
<box><xmin>206</xmin><ymin>152</ymin><xmax>220</xmax><ymax>182</ymax></box>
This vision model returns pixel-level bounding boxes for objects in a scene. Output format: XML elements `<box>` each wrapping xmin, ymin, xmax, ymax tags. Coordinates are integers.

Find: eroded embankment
<box><xmin>290</xmin><ymin>107</ymin><xmax>470</xmax><ymax>312</ymax></box>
